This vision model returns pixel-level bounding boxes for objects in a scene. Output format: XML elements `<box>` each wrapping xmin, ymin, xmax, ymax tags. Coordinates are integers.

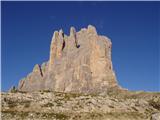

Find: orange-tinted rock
<box><xmin>18</xmin><ymin>25</ymin><xmax>120</xmax><ymax>93</ymax></box>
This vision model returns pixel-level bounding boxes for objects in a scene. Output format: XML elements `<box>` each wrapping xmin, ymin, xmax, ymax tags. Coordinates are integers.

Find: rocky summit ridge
<box><xmin>18</xmin><ymin>25</ymin><xmax>119</xmax><ymax>93</ymax></box>
<box><xmin>2</xmin><ymin>25</ymin><xmax>160</xmax><ymax>120</ymax></box>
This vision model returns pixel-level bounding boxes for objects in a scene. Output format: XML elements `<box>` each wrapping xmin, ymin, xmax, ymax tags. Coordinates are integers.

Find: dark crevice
<box><xmin>62</xmin><ymin>32</ymin><xmax>64</xmax><ymax>37</ymax></box>
<box><xmin>39</xmin><ymin>65</ymin><xmax>43</xmax><ymax>77</ymax></box>
<box><xmin>62</xmin><ymin>41</ymin><xmax>65</xmax><ymax>51</ymax></box>
<box><xmin>75</xmin><ymin>37</ymin><xmax>80</xmax><ymax>48</ymax></box>
<box><xmin>76</xmin><ymin>44</ymin><xmax>80</xmax><ymax>48</ymax></box>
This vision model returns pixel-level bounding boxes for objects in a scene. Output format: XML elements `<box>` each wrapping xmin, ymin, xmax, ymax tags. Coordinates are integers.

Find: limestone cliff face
<box><xmin>18</xmin><ymin>25</ymin><xmax>119</xmax><ymax>93</ymax></box>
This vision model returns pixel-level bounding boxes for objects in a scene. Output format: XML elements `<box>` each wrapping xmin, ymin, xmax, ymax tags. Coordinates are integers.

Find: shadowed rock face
<box><xmin>18</xmin><ymin>25</ymin><xmax>119</xmax><ymax>93</ymax></box>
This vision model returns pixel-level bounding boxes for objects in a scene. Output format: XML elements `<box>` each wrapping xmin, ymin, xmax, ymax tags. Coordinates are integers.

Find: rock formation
<box><xmin>3</xmin><ymin>25</ymin><xmax>160</xmax><ymax>120</ymax></box>
<box><xmin>18</xmin><ymin>25</ymin><xmax>119</xmax><ymax>93</ymax></box>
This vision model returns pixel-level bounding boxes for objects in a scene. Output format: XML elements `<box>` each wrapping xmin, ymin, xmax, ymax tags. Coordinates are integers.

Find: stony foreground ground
<box><xmin>1</xmin><ymin>89</ymin><xmax>160</xmax><ymax>120</ymax></box>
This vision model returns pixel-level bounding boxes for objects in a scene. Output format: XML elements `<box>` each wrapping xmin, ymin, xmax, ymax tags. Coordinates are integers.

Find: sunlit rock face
<box><xmin>18</xmin><ymin>25</ymin><xmax>119</xmax><ymax>93</ymax></box>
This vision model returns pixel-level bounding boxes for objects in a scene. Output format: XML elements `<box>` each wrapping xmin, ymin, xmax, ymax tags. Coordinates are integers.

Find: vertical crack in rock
<box><xmin>18</xmin><ymin>25</ymin><xmax>120</xmax><ymax>93</ymax></box>
<box><xmin>33</xmin><ymin>64</ymin><xmax>43</xmax><ymax>77</ymax></box>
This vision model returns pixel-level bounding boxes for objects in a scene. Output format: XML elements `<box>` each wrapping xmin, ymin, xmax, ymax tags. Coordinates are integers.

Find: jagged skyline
<box><xmin>1</xmin><ymin>2</ymin><xmax>159</xmax><ymax>91</ymax></box>
<box><xmin>18</xmin><ymin>25</ymin><xmax>120</xmax><ymax>92</ymax></box>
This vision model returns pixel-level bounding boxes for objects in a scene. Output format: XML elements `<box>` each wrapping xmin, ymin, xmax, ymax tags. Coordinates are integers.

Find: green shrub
<box><xmin>9</xmin><ymin>86</ymin><xmax>18</xmax><ymax>93</ymax></box>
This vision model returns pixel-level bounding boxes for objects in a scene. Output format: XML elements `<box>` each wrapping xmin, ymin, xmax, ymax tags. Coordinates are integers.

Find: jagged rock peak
<box><xmin>18</xmin><ymin>25</ymin><xmax>120</xmax><ymax>93</ymax></box>
<box><xmin>52</xmin><ymin>31</ymin><xmax>59</xmax><ymax>40</ymax></box>
<box><xmin>70</xmin><ymin>27</ymin><xmax>76</xmax><ymax>37</ymax></box>
<box><xmin>59</xmin><ymin>29</ymin><xmax>64</xmax><ymax>38</ymax></box>
<box><xmin>33</xmin><ymin>64</ymin><xmax>40</xmax><ymax>72</ymax></box>
<box><xmin>59</xmin><ymin>29</ymin><xmax>63</xmax><ymax>34</ymax></box>
<box><xmin>87</xmin><ymin>25</ymin><xmax>97</xmax><ymax>34</ymax></box>
<box><xmin>80</xmin><ymin>28</ymin><xmax>87</xmax><ymax>32</ymax></box>
<box><xmin>51</xmin><ymin>25</ymin><xmax>97</xmax><ymax>39</ymax></box>
<box><xmin>33</xmin><ymin>64</ymin><xmax>43</xmax><ymax>77</ymax></box>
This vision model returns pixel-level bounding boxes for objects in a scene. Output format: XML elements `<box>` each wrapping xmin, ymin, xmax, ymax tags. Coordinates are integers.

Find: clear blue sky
<box><xmin>2</xmin><ymin>2</ymin><xmax>160</xmax><ymax>92</ymax></box>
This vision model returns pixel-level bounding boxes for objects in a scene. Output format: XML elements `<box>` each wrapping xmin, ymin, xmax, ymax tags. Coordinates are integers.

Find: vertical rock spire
<box><xmin>67</xmin><ymin>27</ymin><xmax>78</xmax><ymax>50</ymax></box>
<box><xmin>56</xmin><ymin>29</ymin><xmax>64</xmax><ymax>58</ymax></box>
<box><xmin>49</xmin><ymin>31</ymin><xmax>58</xmax><ymax>70</ymax></box>
<box><xmin>70</xmin><ymin>27</ymin><xmax>76</xmax><ymax>38</ymax></box>
<box><xmin>18</xmin><ymin>25</ymin><xmax>119</xmax><ymax>92</ymax></box>
<box><xmin>49</xmin><ymin>30</ymin><xmax>65</xmax><ymax>70</ymax></box>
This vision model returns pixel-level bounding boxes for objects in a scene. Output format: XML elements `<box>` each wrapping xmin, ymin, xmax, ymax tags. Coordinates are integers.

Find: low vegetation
<box><xmin>148</xmin><ymin>97</ymin><xmax>160</xmax><ymax>110</ymax></box>
<box><xmin>1</xmin><ymin>90</ymin><xmax>160</xmax><ymax>120</ymax></box>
